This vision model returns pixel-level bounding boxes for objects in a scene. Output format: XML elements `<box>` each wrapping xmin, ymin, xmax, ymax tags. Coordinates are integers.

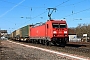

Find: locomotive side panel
<box><xmin>45</xmin><ymin>21</ymin><xmax>53</xmax><ymax>40</ymax></box>
<box><xmin>30</xmin><ymin>24</ymin><xmax>46</xmax><ymax>38</ymax></box>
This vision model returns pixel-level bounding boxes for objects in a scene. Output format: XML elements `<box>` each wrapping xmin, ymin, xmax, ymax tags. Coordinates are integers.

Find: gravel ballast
<box><xmin>0</xmin><ymin>40</ymin><xmax>72</xmax><ymax>60</ymax></box>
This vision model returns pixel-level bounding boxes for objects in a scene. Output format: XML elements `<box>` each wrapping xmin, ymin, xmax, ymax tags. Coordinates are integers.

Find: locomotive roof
<box><xmin>48</xmin><ymin>20</ymin><xmax>66</xmax><ymax>23</ymax></box>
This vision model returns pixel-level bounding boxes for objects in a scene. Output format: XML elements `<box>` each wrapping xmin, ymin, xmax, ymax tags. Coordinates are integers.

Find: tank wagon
<box><xmin>10</xmin><ymin>20</ymin><xmax>69</xmax><ymax>46</ymax></box>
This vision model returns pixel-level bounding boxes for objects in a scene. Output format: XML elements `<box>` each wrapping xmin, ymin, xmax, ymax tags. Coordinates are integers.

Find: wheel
<box><xmin>26</xmin><ymin>39</ymin><xmax>29</xmax><ymax>43</ymax></box>
<box><xmin>42</xmin><ymin>40</ymin><xmax>45</xmax><ymax>45</ymax></box>
<box><xmin>37</xmin><ymin>40</ymin><xmax>40</xmax><ymax>44</ymax></box>
<box><xmin>47</xmin><ymin>41</ymin><xmax>52</xmax><ymax>46</ymax></box>
<box><xmin>45</xmin><ymin>40</ymin><xmax>49</xmax><ymax>46</ymax></box>
<box><xmin>35</xmin><ymin>40</ymin><xmax>38</xmax><ymax>44</ymax></box>
<box><xmin>45</xmin><ymin>40</ymin><xmax>47</xmax><ymax>46</ymax></box>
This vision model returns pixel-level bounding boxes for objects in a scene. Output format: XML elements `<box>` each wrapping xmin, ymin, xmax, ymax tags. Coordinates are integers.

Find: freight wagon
<box><xmin>15</xmin><ymin>28</ymin><xmax>22</xmax><ymax>41</ymax></box>
<box><xmin>15</xmin><ymin>25</ymin><xmax>33</xmax><ymax>41</ymax></box>
<box><xmin>10</xmin><ymin>25</ymin><xmax>30</xmax><ymax>41</ymax></box>
<box><xmin>10</xmin><ymin>30</ymin><xmax>16</xmax><ymax>40</ymax></box>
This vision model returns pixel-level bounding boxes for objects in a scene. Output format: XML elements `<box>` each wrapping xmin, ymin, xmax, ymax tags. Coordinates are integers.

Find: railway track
<box><xmin>10</xmin><ymin>39</ymin><xmax>90</xmax><ymax>58</ymax></box>
<box><xmin>67</xmin><ymin>42</ymin><xmax>90</xmax><ymax>47</ymax></box>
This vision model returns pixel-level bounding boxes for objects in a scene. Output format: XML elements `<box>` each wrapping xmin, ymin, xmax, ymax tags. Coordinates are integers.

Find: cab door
<box><xmin>45</xmin><ymin>24</ymin><xmax>49</xmax><ymax>37</ymax></box>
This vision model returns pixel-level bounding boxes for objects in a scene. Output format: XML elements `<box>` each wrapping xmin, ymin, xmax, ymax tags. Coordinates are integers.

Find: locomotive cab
<box><xmin>47</xmin><ymin>20</ymin><xmax>69</xmax><ymax>46</ymax></box>
<box><xmin>52</xmin><ymin>23</ymin><xmax>68</xmax><ymax>37</ymax></box>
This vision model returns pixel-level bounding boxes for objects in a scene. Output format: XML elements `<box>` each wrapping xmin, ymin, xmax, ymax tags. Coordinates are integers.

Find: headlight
<box><xmin>64</xmin><ymin>31</ymin><xmax>67</xmax><ymax>34</ymax></box>
<box><xmin>53</xmin><ymin>31</ymin><xmax>57</xmax><ymax>34</ymax></box>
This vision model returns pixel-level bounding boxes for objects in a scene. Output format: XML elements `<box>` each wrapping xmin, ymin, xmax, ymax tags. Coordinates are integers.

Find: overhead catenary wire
<box><xmin>54</xmin><ymin>0</ymin><xmax>70</xmax><ymax>8</ymax></box>
<box><xmin>0</xmin><ymin>0</ymin><xmax>47</xmax><ymax>9</ymax></box>
<box><xmin>8</xmin><ymin>0</ymin><xmax>90</xmax><ymax>32</ymax></box>
<box><xmin>21</xmin><ymin>11</ymin><xmax>47</xmax><ymax>25</ymax></box>
<box><xmin>7</xmin><ymin>0</ymin><xmax>90</xmax><ymax>33</ymax></box>
<box><xmin>57</xmin><ymin>0</ymin><xmax>86</xmax><ymax>8</ymax></box>
<box><xmin>62</xmin><ymin>7</ymin><xmax>90</xmax><ymax>18</ymax></box>
<box><xmin>14</xmin><ymin>0</ymin><xmax>70</xmax><ymax>30</ymax></box>
<box><xmin>0</xmin><ymin>0</ymin><xmax>71</xmax><ymax>19</ymax></box>
<box><xmin>1</xmin><ymin>0</ymin><xmax>86</xmax><ymax>18</ymax></box>
<box><xmin>24</xmin><ymin>0</ymin><xmax>70</xmax><ymax>20</ymax></box>
<box><xmin>54</xmin><ymin>0</ymin><xmax>88</xmax><ymax>19</ymax></box>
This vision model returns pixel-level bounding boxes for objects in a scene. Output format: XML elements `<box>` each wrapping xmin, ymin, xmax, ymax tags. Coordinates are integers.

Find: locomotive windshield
<box><xmin>52</xmin><ymin>24</ymin><xmax>59</xmax><ymax>28</ymax></box>
<box><xmin>52</xmin><ymin>23</ymin><xmax>66</xmax><ymax>28</ymax></box>
<box><xmin>60</xmin><ymin>24</ymin><xmax>66</xmax><ymax>28</ymax></box>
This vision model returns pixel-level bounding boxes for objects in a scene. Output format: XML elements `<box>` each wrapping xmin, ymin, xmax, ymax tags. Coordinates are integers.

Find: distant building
<box><xmin>0</xmin><ymin>30</ymin><xmax>7</xmax><ymax>39</ymax></box>
<box><xmin>0</xmin><ymin>30</ymin><xmax>7</xmax><ymax>33</ymax></box>
<box><xmin>68</xmin><ymin>28</ymin><xmax>81</xmax><ymax>42</ymax></box>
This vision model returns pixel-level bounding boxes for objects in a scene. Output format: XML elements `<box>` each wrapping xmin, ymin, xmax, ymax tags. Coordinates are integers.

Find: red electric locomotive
<box><xmin>30</xmin><ymin>20</ymin><xmax>69</xmax><ymax>46</ymax></box>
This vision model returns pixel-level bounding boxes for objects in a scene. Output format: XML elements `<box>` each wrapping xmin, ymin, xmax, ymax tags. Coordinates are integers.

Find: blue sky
<box><xmin>0</xmin><ymin>0</ymin><xmax>90</xmax><ymax>33</ymax></box>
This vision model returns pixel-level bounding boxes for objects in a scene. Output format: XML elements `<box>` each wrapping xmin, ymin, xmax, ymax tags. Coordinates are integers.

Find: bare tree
<box><xmin>69</xmin><ymin>24</ymin><xmax>90</xmax><ymax>38</ymax></box>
